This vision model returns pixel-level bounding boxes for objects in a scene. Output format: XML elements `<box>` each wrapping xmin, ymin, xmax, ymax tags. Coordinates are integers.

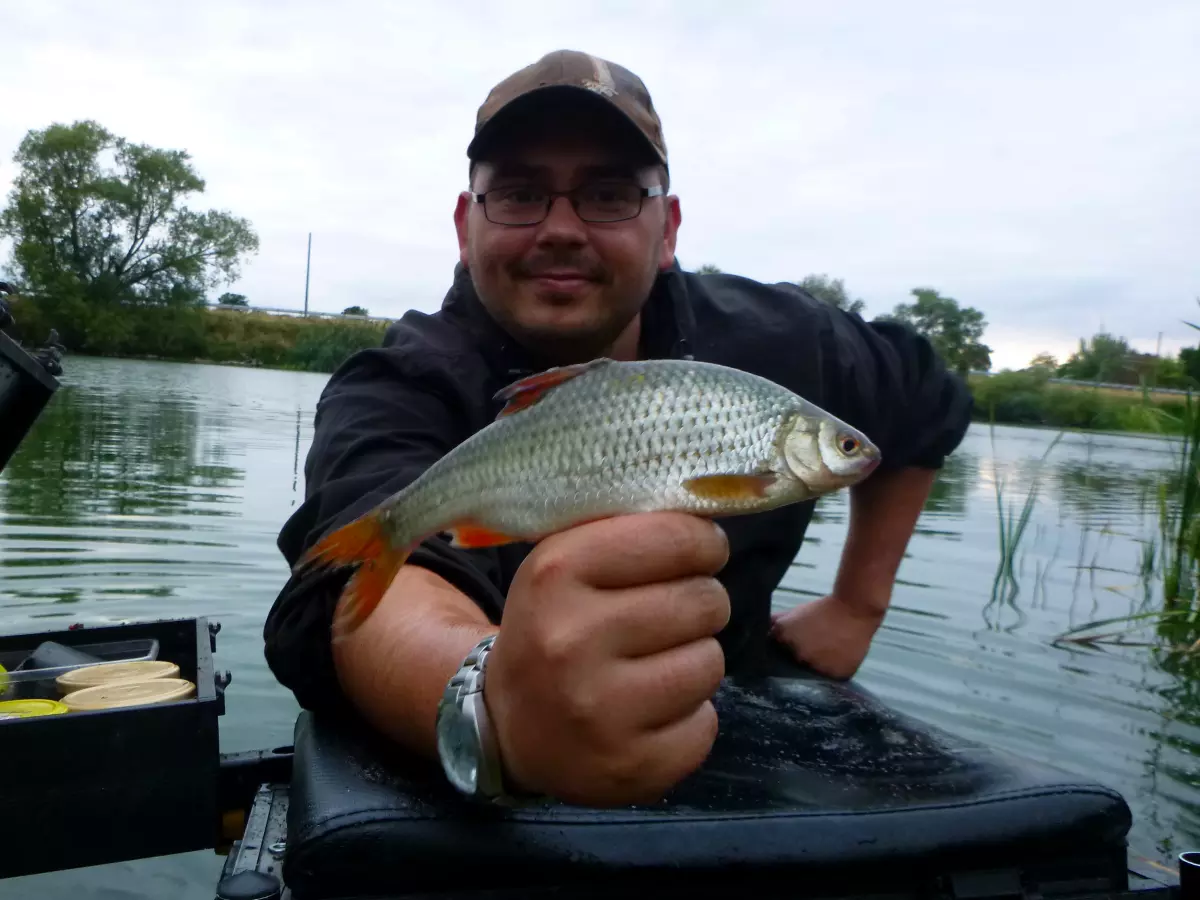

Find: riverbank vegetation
<box><xmin>3</xmin><ymin>121</ymin><xmax>1198</xmax><ymax>430</ymax></box>
<box><xmin>969</xmin><ymin>369</ymin><xmax>1189</xmax><ymax>435</ymax></box>
<box><xmin>5</xmin><ymin>294</ymin><xmax>388</xmax><ymax>373</ymax></box>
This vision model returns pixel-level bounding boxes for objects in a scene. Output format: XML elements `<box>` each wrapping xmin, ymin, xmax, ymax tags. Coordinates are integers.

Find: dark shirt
<box><xmin>263</xmin><ymin>263</ymin><xmax>973</xmax><ymax>712</ymax></box>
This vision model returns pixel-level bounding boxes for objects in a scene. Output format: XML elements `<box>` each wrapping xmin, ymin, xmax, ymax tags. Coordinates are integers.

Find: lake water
<box><xmin>2</xmin><ymin>355</ymin><xmax>1197</xmax><ymax>898</ymax></box>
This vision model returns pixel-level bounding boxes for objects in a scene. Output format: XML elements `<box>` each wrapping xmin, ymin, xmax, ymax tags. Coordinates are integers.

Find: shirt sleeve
<box><xmin>816</xmin><ymin>305</ymin><xmax>975</xmax><ymax>472</ymax></box>
<box><xmin>262</xmin><ymin>345</ymin><xmax>506</xmax><ymax>713</ymax></box>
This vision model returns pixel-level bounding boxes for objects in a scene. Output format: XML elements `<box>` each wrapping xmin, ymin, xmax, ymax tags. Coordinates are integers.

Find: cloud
<box><xmin>1</xmin><ymin>0</ymin><xmax>1197</xmax><ymax>370</ymax></box>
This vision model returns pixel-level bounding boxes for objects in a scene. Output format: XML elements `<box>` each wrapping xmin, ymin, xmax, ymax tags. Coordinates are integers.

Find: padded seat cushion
<box><xmin>283</xmin><ymin>668</ymin><xmax>1132</xmax><ymax>899</ymax></box>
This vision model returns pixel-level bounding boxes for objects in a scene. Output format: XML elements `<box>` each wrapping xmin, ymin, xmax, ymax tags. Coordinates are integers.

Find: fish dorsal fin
<box><xmin>494</xmin><ymin>358</ymin><xmax>613</xmax><ymax>418</ymax></box>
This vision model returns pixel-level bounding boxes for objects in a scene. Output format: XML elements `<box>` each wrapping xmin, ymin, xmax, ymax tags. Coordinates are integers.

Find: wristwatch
<box><xmin>435</xmin><ymin>634</ymin><xmax>509</xmax><ymax>802</ymax></box>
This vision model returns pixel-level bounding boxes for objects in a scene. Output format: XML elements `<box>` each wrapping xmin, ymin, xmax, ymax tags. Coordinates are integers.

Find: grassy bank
<box><xmin>7</xmin><ymin>296</ymin><xmax>389</xmax><ymax>373</ymax></box>
<box><xmin>969</xmin><ymin>369</ymin><xmax>1189</xmax><ymax>435</ymax></box>
<box><xmin>6</xmin><ymin>296</ymin><xmax>1195</xmax><ymax>435</ymax></box>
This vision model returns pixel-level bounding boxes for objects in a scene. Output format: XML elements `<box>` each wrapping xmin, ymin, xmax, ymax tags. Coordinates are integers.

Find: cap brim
<box><xmin>466</xmin><ymin>84</ymin><xmax>665</xmax><ymax>166</ymax></box>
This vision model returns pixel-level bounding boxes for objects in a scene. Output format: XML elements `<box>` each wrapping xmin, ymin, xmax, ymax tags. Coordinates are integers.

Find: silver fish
<box><xmin>296</xmin><ymin>357</ymin><xmax>881</xmax><ymax>639</ymax></box>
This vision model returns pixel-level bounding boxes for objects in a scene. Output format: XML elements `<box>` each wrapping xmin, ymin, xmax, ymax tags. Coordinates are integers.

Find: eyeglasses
<box><xmin>470</xmin><ymin>181</ymin><xmax>665</xmax><ymax>226</ymax></box>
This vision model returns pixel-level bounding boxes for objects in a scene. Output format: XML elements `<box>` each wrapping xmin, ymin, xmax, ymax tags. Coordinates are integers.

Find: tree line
<box><xmin>694</xmin><ymin>264</ymin><xmax>990</xmax><ymax>376</ymax></box>
<box><xmin>0</xmin><ymin>119</ymin><xmax>1192</xmax><ymax>395</ymax></box>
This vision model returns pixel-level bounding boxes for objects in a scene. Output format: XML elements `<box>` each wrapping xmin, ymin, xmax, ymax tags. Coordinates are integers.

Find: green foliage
<box><xmin>1028</xmin><ymin>352</ymin><xmax>1058</xmax><ymax>372</ymax></box>
<box><xmin>218</xmin><ymin>292</ymin><xmax>248</xmax><ymax>307</ymax></box>
<box><xmin>1047</xmin><ymin>331</ymin><xmax>1195</xmax><ymax>390</ymax></box>
<box><xmin>794</xmin><ymin>273</ymin><xmax>866</xmax><ymax>316</ymax></box>
<box><xmin>694</xmin><ymin>263</ymin><xmax>722</xmax><ymax>275</ymax></box>
<box><xmin>1058</xmin><ymin>332</ymin><xmax>1135</xmax><ymax>383</ymax></box>
<box><xmin>883</xmin><ymin>287</ymin><xmax>991</xmax><ymax>375</ymax></box>
<box><xmin>1181</xmin><ymin>348</ymin><xmax>1200</xmax><ymax>383</ymax></box>
<box><xmin>342</xmin><ymin>305</ymin><xmax>369</xmax><ymax>316</ymax></box>
<box><xmin>7</xmin><ymin>295</ymin><xmax>386</xmax><ymax>373</ymax></box>
<box><xmin>0</xmin><ymin>120</ymin><xmax>258</xmax><ymax>307</ymax></box>
<box><xmin>968</xmin><ymin>370</ymin><xmax>1188</xmax><ymax>434</ymax></box>
<box><xmin>287</xmin><ymin>320</ymin><xmax>387</xmax><ymax>372</ymax></box>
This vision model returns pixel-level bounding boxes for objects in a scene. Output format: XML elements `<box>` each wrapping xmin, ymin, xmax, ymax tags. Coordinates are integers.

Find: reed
<box><xmin>1051</xmin><ymin>391</ymin><xmax>1200</xmax><ymax>652</ymax></box>
<box><xmin>987</xmin><ymin>423</ymin><xmax>1063</xmax><ymax>618</ymax></box>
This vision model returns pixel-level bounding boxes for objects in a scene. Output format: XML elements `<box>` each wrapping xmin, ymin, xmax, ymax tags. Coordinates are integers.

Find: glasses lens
<box><xmin>576</xmin><ymin>183</ymin><xmax>643</xmax><ymax>222</ymax></box>
<box><xmin>481</xmin><ymin>182</ymin><xmax>646</xmax><ymax>224</ymax></box>
<box><xmin>485</xmin><ymin>186</ymin><xmax>548</xmax><ymax>225</ymax></box>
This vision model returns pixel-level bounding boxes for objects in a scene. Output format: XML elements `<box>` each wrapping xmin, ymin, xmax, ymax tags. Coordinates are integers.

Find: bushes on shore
<box><xmin>7</xmin><ymin>296</ymin><xmax>389</xmax><ymax>373</ymax></box>
<box><xmin>5</xmin><ymin>295</ymin><xmax>1194</xmax><ymax>436</ymax></box>
<box><xmin>968</xmin><ymin>369</ymin><xmax>1189</xmax><ymax>435</ymax></box>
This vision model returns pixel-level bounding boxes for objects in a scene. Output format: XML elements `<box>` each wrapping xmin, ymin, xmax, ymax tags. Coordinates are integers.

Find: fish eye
<box><xmin>838</xmin><ymin>434</ymin><xmax>860</xmax><ymax>455</ymax></box>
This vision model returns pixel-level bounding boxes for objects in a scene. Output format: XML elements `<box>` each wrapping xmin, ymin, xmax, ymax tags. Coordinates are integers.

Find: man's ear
<box><xmin>454</xmin><ymin>192</ymin><xmax>471</xmax><ymax>267</ymax></box>
<box><xmin>658</xmin><ymin>195</ymin><xmax>682</xmax><ymax>270</ymax></box>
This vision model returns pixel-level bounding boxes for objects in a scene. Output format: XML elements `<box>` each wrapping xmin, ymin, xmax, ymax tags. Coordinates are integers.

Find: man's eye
<box><xmin>582</xmin><ymin>183</ymin><xmax>637</xmax><ymax>204</ymax></box>
<box><xmin>494</xmin><ymin>187</ymin><xmax>543</xmax><ymax>204</ymax></box>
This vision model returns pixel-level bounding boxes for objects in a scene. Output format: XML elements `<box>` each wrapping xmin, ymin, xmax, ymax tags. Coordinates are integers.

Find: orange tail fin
<box><xmin>297</xmin><ymin>513</ymin><xmax>411</xmax><ymax>644</ymax></box>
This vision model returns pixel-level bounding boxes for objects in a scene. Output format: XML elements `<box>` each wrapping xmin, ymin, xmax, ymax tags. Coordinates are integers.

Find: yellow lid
<box><xmin>0</xmin><ymin>698</ymin><xmax>70</xmax><ymax>717</ymax></box>
<box><xmin>56</xmin><ymin>660</ymin><xmax>180</xmax><ymax>693</ymax></box>
<box><xmin>62</xmin><ymin>678</ymin><xmax>195</xmax><ymax>711</ymax></box>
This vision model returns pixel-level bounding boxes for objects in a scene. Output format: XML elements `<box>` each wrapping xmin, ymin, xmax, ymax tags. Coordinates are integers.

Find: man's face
<box><xmin>454</xmin><ymin>115</ymin><xmax>681</xmax><ymax>364</ymax></box>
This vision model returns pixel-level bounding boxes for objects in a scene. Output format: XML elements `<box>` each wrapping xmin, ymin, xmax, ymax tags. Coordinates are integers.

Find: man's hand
<box><xmin>769</xmin><ymin>594</ymin><xmax>885</xmax><ymax>680</ymax></box>
<box><xmin>483</xmin><ymin>512</ymin><xmax>731</xmax><ymax>807</ymax></box>
<box><xmin>771</xmin><ymin>465</ymin><xmax>937</xmax><ymax>680</ymax></box>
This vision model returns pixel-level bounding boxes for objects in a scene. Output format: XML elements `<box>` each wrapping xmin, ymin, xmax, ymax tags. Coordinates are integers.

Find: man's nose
<box><xmin>535</xmin><ymin>195</ymin><xmax>588</xmax><ymax>243</ymax></box>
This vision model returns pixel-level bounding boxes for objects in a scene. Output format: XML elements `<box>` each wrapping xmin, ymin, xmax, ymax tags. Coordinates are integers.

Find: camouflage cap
<box><xmin>467</xmin><ymin>49</ymin><xmax>668</xmax><ymax>167</ymax></box>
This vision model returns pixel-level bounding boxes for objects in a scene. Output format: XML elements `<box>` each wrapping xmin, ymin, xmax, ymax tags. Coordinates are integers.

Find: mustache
<box><xmin>510</xmin><ymin>250</ymin><xmax>608</xmax><ymax>282</ymax></box>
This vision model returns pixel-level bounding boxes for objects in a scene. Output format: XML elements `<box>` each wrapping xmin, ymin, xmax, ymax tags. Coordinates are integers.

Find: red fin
<box><xmin>494</xmin><ymin>359</ymin><xmax>611</xmax><ymax>418</ymax></box>
<box><xmin>447</xmin><ymin>521</ymin><xmax>521</xmax><ymax>549</ymax></box>
<box><xmin>296</xmin><ymin>514</ymin><xmax>411</xmax><ymax>644</ymax></box>
<box><xmin>682</xmin><ymin>473</ymin><xmax>777</xmax><ymax>501</ymax></box>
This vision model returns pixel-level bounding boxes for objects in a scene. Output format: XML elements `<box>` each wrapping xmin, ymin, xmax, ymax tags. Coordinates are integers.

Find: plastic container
<box><xmin>0</xmin><ymin>698</ymin><xmax>69</xmax><ymax>718</ymax></box>
<box><xmin>0</xmin><ymin>637</ymin><xmax>159</xmax><ymax>700</ymax></box>
<box><xmin>61</xmin><ymin>678</ymin><xmax>196</xmax><ymax>712</ymax></box>
<box><xmin>0</xmin><ymin>616</ymin><xmax>226</xmax><ymax>880</ymax></box>
<box><xmin>56</xmin><ymin>659</ymin><xmax>180</xmax><ymax>694</ymax></box>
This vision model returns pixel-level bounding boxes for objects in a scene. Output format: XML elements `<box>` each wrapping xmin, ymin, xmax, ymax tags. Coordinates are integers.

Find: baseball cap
<box><xmin>467</xmin><ymin>49</ymin><xmax>668</xmax><ymax>168</ymax></box>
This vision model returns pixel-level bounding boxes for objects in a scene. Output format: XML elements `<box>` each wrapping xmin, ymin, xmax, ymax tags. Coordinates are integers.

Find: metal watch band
<box><xmin>438</xmin><ymin>634</ymin><xmax>507</xmax><ymax>800</ymax></box>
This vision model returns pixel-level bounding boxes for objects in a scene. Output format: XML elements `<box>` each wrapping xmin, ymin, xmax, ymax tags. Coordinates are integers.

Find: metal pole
<box><xmin>304</xmin><ymin>233</ymin><xmax>312</xmax><ymax>316</ymax></box>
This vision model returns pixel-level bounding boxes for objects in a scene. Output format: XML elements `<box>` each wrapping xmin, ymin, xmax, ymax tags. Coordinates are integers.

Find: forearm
<box><xmin>332</xmin><ymin>565</ymin><xmax>495</xmax><ymax>758</ymax></box>
<box><xmin>832</xmin><ymin>465</ymin><xmax>937</xmax><ymax>614</ymax></box>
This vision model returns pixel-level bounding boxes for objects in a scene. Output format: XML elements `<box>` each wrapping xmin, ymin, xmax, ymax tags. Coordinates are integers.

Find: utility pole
<box><xmin>303</xmin><ymin>232</ymin><xmax>312</xmax><ymax>316</ymax></box>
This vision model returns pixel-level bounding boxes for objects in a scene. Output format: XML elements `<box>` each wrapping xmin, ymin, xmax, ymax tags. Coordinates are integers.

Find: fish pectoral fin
<box><xmin>493</xmin><ymin>358</ymin><xmax>613</xmax><ymax>418</ymax></box>
<box><xmin>446</xmin><ymin>521</ymin><xmax>522</xmax><ymax>549</ymax></box>
<box><xmin>682</xmin><ymin>473</ymin><xmax>778</xmax><ymax>501</ymax></box>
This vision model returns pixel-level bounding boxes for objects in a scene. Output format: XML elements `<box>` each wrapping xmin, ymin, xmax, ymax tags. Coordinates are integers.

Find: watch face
<box><xmin>440</xmin><ymin>707</ymin><xmax>480</xmax><ymax>795</ymax></box>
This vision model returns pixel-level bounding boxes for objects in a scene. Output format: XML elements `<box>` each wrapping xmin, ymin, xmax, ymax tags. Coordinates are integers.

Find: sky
<box><xmin>1</xmin><ymin>0</ymin><xmax>1197</xmax><ymax>371</ymax></box>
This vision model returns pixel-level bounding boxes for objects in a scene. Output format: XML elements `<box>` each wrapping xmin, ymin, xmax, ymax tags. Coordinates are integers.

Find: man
<box><xmin>264</xmin><ymin>50</ymin><xmax>973</xmax><ymax>808</ymax></box>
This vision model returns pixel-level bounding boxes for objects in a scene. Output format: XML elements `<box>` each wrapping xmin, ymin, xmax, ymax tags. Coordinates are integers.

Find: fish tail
<box><xmin>297</xmin><ymin>512</ymin><xmax>412</xmax><ymax>644</ymax></box>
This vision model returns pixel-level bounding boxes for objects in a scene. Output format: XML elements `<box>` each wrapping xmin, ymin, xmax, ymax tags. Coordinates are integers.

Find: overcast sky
<box><xmin>2</xmin><ymin>0</ymin><xmax>1197</xmax><ymax>371</ymax></box>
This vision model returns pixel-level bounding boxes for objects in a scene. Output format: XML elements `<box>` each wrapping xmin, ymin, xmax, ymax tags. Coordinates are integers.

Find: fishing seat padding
<box><xmin>283</xmin><ymin>664</ymin><xmax>1132</xmax><ymax>899</ymax></box>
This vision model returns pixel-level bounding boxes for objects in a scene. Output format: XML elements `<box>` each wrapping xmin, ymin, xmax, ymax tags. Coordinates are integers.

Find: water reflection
<box><xmin>0</xmin><ymin>383</ymin><xmax>243</xmax><ymax>525</ymax></box>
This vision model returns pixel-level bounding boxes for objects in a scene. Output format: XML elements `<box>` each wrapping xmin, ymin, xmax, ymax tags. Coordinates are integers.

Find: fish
<box><xmin>296</xmin><ymin>357</ymin><xmax>882</xmax><ymax>641</ymax></box>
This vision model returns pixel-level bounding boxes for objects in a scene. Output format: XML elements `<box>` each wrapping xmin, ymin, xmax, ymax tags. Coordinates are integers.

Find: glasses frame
<box><xmin>470</xmin><ymin>183</ymin><xmax>666</xmax><ymax>226</ymax></box>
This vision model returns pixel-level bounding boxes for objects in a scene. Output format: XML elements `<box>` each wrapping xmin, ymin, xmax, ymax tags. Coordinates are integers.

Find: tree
<box><xmin>694</xmin><ymin>263</ymin><xmax>722</xmax><ymax>275</ymax></box>
<box><xmin>217</xmin><ymin>292</ymin><xmax>247</xmax><ymax>307</ymax></box>
<box><xmin>1027</xmin><ymin>352</ymin><xmax>1058</xmax><ymax>372</ymax></box>
<box><xmin>1057</xmin><ymin>332</ymin><xmax>1135</xmax><ymax>383</ymax></box>
<box><xmin>795</xmin><ymin>273</ymin><xmax>865</xmax><ymax>316</ymax></box>
<box><xmin>342</xmin><ymin>305</ymin><xmax>369</xmax><ymax>316</ymax></box>
<box><xmin>0</xmin><ymin>120</ymin><xmax>258</xmax><ymax>307</ymax></box>
<box><xmin>1179</xmin><ymin>347</ymin><xmax>1200</xmax><ymax>384</ymax></box>
<box><xmin>884</xmin><ymin>287</ymin><xmax>991</xmax><ymax>375</ymax></box>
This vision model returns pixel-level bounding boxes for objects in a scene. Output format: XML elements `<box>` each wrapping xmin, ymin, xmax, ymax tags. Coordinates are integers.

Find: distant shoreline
<box><xmin>11</xmin><ymin>299</ymin><xmax>1190</xmax><ymax>438</ymax></box>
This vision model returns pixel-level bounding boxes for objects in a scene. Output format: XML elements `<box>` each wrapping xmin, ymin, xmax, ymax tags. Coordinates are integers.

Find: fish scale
<box><xmin>299</xmin><ymin>357</ymin><xmax>881</xmax><ymax>641</ymax></box>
